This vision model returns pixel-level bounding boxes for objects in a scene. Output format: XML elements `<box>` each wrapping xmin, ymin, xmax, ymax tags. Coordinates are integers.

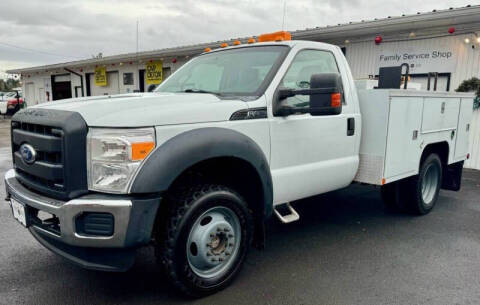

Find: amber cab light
<box><xmin>247</xmin><ymin>38</ymin><xmax>256</xmax><ymax>44</ymax></box>
<box><xmin>331</xmin><ymin>93</ymin><xmax>342</xmax><ymax>107</ymax></box>
<box><xmin>204</xmin><ymin>47</ymin><xmax>212</xmax><ymax>52</ymax></box>
<box><xmin>220</xmin><ymin>43</ymin><xmax>228</xmax><ymax>48</ymax></box>
<box><xmin>258</xmin><ymin>31</ymin><xmax>291</xmax><ymax>42</ymax></box>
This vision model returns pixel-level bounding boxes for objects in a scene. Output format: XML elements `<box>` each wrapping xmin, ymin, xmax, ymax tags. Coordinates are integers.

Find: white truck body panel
<box><xmin>355</xmin><ymin>89</ymin><xmax>474</xmax><ymax>185</ymax></box>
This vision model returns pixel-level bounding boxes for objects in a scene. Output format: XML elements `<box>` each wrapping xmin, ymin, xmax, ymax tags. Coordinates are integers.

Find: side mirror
<box><xmin>309</xmin><ymin>73</ymin><xmax>342</xmax><ymax>116</ymax></box>
<box><xmin>275</xmin><ymin>73</ymin><xmax>343</xmax><ymax>116</ymax></box>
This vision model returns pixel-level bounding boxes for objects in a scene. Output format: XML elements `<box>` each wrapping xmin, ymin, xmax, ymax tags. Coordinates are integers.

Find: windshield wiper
<box><xmin>183</xmin><ymin>89</ymin><xmax>221</xmax><ymax>95</ymax></box>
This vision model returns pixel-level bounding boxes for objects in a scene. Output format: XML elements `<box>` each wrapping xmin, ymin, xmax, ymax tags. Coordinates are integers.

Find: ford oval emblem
<box><xmin>20</xmin><ymin>144</ymin><xmax>36</xmax><ymax>164</ymax></box>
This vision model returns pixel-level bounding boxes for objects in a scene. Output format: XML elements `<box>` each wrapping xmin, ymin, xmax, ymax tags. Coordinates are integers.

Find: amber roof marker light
<box><xmin>258</xmin><ymin>31</ymin><xmax>291</xmax><ymax>42</ymax></box>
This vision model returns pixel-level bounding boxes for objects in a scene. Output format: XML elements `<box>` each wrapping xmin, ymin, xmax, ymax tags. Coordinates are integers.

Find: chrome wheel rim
<box><xmin>421</xmin><ymin>164</ymin><xmax>440</xmax><ymax>205</ymax></box>
<box><xmin>186</xmin><ymin>206</ymin><xmax>241</xmax><ymax>279</ymax></box>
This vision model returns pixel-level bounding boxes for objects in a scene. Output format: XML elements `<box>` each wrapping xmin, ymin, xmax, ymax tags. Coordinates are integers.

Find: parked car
<box><xmin>5</xmin><ymin>91</ymin><xmax>23</xmax><ymax>115</ymax></box>
<box><xmin>4</xmin><ymin>31</ymin><xmax>474</xmax><ymax>297</ymax></box>
<box><xmin>0</xmin><ymin>91</ymin><xmax>21</xmax><ymax>115</ymax></box>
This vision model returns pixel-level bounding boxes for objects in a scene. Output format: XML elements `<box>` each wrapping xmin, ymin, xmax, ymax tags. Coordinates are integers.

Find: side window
<box><xmin>281</xmin><ymin>50</ymin><xmax>340</xmax><ymax>109</ymax></box>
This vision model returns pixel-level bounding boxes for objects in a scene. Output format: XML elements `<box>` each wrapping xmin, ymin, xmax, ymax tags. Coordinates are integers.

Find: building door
<box><xmin>51</xmin><ymin>74</ymin><xmax>72</xmax><ymax>101</ymax></box>
<box><xmin>38</xmin><ymin>88</ymin><xmax>45</xmax><ymax>104</ymax></box>
<box><xmin>89</xmin><ymin>71</ymin><xmax>120</xmax><ymax>96</ymax></box>
<box><xmin>25</xmin><ymin>83</ymin><xmax>35</xmax><ymax>105</ymax></box>
<box><xmin>139</xmin><ymin>69</ymin><xmax>145</xmax><ymax>92</ymax></box>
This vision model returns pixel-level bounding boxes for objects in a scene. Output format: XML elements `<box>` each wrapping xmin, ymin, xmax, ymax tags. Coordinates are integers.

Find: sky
<box><xmin>0</xmin><ymin>0</ymin><xmax>477</xmax><ymax>77</ymax></box>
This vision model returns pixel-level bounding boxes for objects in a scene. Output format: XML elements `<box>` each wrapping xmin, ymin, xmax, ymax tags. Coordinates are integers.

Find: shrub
<box><xmin>456</xmin><ymin>77</ymin><xmax>480</xmax><ymax>110</ymax></box>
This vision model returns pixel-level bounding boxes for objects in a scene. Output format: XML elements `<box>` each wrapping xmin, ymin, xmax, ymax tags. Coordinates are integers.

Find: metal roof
<box><xmin>7</xmin><ymin>4</ymin><xmax>480</xmax><ymax>74</ymax></box>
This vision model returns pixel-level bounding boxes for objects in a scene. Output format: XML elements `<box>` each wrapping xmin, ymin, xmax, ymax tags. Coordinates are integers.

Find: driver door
<box><xmin>269</xmin><ymin>48</ymin><xmax>358</xmax><ymax>204</ymax></box>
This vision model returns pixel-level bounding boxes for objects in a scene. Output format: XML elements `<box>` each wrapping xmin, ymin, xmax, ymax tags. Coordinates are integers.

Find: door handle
<box><xmin>347</xmin><ymin>118</ymin><xmax>355</xmax><ymax>136</ymax></box>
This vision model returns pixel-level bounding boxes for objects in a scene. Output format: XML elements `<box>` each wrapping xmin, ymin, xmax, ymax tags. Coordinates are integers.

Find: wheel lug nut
<box><xmin>219</xmin><ymin>258</ymin><xmax>224</xmax><ymax>262</ymax></box>
<box><xmin>206</xmin><ymin>252</ymin><xmax>211</xmax><ymax>256</ymax></box>
<box><xmin>217</xmin><ymin>228</ymin><xmax>221</xmax><ymax>232</ymax></box>
<box><xmin>228</xmin><ymin>243</ymin><xmax>233</xmax><ymax>247</ymax></box>
<box><xmin>211</xmin><ymin>258</ymin><xmax>217</xmax><ymax>262</ymax></box>
<box><xmin>228</xmin><ymin>234</ymin><xmax>233</xmax><ymax>238</ymax></box>
<box><xmin>225</xmin><ymin>252</ymin><xmax>230</xmax><ymax>256</ymax></box>
<box><xmin>224</xmin><ymin>228</ymin><xmax>230</xmax><ymax>232</ymax></box>
<box><xmin>210</xmin><ymin>234</ymin><xmax>215</xmax><ymax>237</ymax></box>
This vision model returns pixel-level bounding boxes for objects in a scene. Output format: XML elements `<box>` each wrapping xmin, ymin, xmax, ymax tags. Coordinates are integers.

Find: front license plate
<box><xmin>11</xmin><ymin>198</ymin><xmax>27</xmax><ymax>227</ymax></box>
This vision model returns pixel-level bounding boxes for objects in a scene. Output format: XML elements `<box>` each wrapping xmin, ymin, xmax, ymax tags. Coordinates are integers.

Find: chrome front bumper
<box><xmin>4</xmin><ymin>169</ymin><xmax>132</xmax><ymax>248</ymax></box>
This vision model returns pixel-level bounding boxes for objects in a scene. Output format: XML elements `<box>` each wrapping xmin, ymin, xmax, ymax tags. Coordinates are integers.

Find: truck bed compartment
<box><xmin>354</xmin><ymin>89</ymin><xmax>473</xmax><ymax>185</ymax></box>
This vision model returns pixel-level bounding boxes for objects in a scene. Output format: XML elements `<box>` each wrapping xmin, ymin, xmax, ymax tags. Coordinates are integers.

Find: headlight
<box><xmin>87</xmin><ymin>128</ymin><xmax>156</xmax><ymax>193</ymax></box>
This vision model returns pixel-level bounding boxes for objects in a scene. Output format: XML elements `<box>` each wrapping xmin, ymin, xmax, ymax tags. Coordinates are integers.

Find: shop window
<box><xmin>123</xmin><ymin>73</ymin><xmax>134</xmax><ymax>85</ymax></box>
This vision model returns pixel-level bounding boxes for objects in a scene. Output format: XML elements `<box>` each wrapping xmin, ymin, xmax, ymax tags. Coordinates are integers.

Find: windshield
<box><xmin>155</xmin><ymin>45</ymin><xmax>288</xmax><ymax>96</ymax></box>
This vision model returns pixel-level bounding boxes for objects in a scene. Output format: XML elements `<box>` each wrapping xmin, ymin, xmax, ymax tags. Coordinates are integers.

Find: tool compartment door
<box><xmin>421</xmin><ymin>97</ymin><xmax>460</xmax><ymax>133</ymax></box>
<box><xmin>454</xmin><ymin>97</ymin><xmax>474</xmax><ymax>162</ymax></box>
<box><xmin>384</xmin><ymin>96</ymin><xmax>423</xmax><ymax>181</ymax></box>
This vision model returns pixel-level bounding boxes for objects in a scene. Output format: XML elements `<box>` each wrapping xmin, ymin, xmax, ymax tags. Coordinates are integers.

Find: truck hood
<box><xmin>32</xmin><ymin>93</ymin><xmax>248</xmax><ymax>127</ymax></box>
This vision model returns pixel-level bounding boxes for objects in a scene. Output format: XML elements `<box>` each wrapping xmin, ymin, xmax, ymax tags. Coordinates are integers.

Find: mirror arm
<box><xmin>278</xmin><ymin>87</ymin><xmax>338</xmax><ymax>100</ymax></box>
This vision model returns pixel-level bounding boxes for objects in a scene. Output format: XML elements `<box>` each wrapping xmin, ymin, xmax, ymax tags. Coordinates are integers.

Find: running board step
<box><xmin>274</xmin><ymin>202</ymin><xmax>300</xmax><ymax>224</ymax></box>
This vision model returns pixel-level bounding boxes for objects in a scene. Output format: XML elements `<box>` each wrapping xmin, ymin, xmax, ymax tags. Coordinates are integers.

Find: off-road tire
<box><xmin>156</xmin><ymin>184</ymin><xmax>253</xmax><ymax>297</ymax></box>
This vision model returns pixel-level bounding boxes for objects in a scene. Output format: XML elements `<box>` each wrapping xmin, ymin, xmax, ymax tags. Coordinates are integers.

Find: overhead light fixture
<box><xmin>464</xmin><ymin>38</ymin><xmax>470</xmax><ymax>44</ymax></box>
<box><xmin>477</xmin><ymin>37</ymin><xmax>480</xmax><ymax>43</ymax></box>
<box><xmin>409</xmin><ymin>32</ymin><xmax>416</xmax><ymax>38</ymax></box>
<box><xmin>345</xmin><ymin>39</ymin><xmax>350</xmax><ymax>44</ymax></box>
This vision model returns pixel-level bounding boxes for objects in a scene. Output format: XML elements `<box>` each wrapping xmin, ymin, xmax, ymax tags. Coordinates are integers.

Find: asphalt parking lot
<box><xmin>0</xmin><ymin>117</ymin><xmax>479</xmax><ymax>305</ymax></box>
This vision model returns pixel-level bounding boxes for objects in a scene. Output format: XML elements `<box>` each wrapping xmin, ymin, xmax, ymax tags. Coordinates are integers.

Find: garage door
<box><xmin>89</xmin><ymin>71</ymin><xmax>120</xmax><ymax>96</ymax></box>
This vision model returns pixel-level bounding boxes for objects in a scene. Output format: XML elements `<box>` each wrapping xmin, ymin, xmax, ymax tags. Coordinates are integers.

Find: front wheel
<box><xmin>157</xmin><ymin>184</ymin><xmax>253</xmax><ymax>297</ymax></box>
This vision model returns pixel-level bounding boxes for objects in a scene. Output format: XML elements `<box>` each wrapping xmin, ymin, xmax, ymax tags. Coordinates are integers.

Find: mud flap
<box><xmin>442</xmin><ymin>161</ymin><xmax>464</xmax><ymax>191</ymax></box>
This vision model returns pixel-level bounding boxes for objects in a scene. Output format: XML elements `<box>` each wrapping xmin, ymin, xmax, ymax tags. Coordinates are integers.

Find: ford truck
<box><xmin>4</xmin><ymin>31</ymin><xmax>473</xmax><ymax>297</ymax></box>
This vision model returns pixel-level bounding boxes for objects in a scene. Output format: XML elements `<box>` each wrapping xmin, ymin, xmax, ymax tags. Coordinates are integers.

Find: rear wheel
<box><xmin>157</xmin><ymin>184</ymin><xmax>253</xmax><ymax>297</ymax></box>
<box><xmin>401</xmin><ymin>153</ymin><xmax>443</xmax><ymax>215</ymax></box>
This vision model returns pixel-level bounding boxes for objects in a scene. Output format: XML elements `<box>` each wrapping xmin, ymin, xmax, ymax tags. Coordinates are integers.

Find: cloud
<box><xmin>0</xmin><ymin>0</ymin><xmax>474</xmax><ymax>72</ymax></box>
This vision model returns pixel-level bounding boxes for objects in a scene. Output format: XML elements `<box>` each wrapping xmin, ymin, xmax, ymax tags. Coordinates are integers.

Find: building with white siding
<box><xmin>7</xmin><ymin>4</ymin><xmax>480</xmax><ymax>169</ymax></box>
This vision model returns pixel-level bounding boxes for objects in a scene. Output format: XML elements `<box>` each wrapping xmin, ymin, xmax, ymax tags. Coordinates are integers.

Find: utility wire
<box><xmin>0</xmin><ymin>42</ymin><xmax>83</xmax><ymax>59</ymax></box>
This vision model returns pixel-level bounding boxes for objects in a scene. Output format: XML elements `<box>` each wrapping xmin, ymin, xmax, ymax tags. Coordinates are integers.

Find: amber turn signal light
<box><xmin>131</xmin><ymin>142</ymin><xmax>155</xmax><ymax>161</ymax></box>
<box><xmin>331</xmin><ymin>93</ymin><xmax>341</xmax><ymax>107</ymax></box>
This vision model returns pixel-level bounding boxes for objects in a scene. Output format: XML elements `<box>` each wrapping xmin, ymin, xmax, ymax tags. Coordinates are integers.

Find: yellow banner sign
<box><xmin>94</xmin><ymin>66</ymin><xmax>107</xmax><ymax>87</ymax></box>
<box><xmin>146</xmin><ymin>61</ymin><xmax>163</xmax><ymax>85</ymax></box>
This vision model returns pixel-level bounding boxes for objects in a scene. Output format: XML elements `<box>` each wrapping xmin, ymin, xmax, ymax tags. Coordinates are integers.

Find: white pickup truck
<box><xmin>4</xmin><ymin>32</ymin><xmax>473</xmax><ymax>297</ymax></box>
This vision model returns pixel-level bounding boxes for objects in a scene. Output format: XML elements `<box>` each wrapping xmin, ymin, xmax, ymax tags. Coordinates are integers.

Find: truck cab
<box><xmin>4</xmin><ymin>32</ymin><xmax>472</xmax><ymax>297</ymax></box>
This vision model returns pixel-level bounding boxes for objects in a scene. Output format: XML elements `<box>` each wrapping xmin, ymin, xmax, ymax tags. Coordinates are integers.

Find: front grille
<box><xmin>12</xmin><ymin>122</ymin><xmax>65</xmax><ymax>196</ymax></box>
<box><xmin>11</xmin><ymin>109</ymin><xmax>88</xmax><ymax>200</ymax></box>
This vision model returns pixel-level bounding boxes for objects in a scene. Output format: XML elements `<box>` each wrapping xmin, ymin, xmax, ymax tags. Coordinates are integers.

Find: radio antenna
<box><xmin>282</xmin><ymin>0</ymin><xmax>287</xmax><ymax>30</ymax></box>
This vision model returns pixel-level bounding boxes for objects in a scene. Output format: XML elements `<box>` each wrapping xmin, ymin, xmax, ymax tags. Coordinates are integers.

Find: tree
<box><xmin>0</xmin><ymin>78</ymin><xmax>21</xmax><ymax>91</ymax></box>
<box><xmin>456</xmin><ymin>77</ymin><xmax>480</xmax><ymax>110</ymax></box>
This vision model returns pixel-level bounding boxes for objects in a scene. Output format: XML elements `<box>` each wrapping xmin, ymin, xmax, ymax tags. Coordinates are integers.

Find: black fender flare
<box><xmin>130</xmin><ymin>127</ymin><xmax>274</xmax><ymax>219</ymax></box>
